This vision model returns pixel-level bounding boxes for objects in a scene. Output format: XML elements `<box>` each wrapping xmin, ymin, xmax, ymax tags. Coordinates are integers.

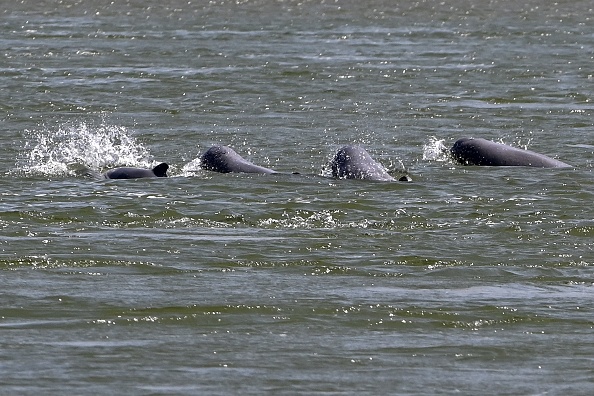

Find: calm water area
<box><xmin>1</xmin><ymin>0</ymin><xmax>594</xmax><ymax>394</ymax></box>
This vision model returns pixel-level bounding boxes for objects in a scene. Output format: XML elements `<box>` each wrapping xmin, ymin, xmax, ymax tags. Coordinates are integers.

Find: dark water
<box><xmin>2</xmin><ymin>0</ymin><xmax>594</xmax><ymax>394</ymax></box>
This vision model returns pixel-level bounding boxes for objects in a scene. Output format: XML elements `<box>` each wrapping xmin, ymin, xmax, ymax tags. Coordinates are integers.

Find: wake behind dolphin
<box><xmin>451</xmin><ymin>138</ymin><xmax>571</xmax><ymax>168</ymax></box>
<box><xmin>200</xmin><ymin>145</ymin><xmax>277</xmax><ymax>174</ymax></box>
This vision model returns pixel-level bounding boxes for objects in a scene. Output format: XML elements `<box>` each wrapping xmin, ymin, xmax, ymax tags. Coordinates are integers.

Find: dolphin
<box><xmin>330</xmin><ymin>145</ymin><xmax>407</xmax><ymax>181</ymax></box>
<box><xmin>200</xmin><ymin>145</ymin><xmax>276</xmax><ymax>174</ymax></box>
<box><xmin>450</xmin><ymin>138</ymin><xmax>571</xmax><ymax>168</ymax></box>
<box><xmin>102</xmin><ymin>163</ymin><xmax>169</xmax><ymax>179</ymax></box>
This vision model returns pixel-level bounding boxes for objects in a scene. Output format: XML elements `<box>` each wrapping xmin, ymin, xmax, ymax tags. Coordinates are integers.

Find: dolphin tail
<box><xmin>152</xmin><ymin>162</ymin><xmax>169</xmax><ymax>177</ymax></box>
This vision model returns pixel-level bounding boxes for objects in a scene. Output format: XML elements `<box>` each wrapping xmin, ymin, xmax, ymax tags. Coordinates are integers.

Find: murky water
<box><xmin>2</xmin><ymin>0</ymin><xmax>594</xmax><ymax>394</ymax></box>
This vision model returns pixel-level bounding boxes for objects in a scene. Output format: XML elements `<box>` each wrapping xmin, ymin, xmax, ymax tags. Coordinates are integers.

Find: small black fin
<box><xmin>152</xmin><ymin>163</ymin><xmax>169</xmax><ymax>177</ymax></box>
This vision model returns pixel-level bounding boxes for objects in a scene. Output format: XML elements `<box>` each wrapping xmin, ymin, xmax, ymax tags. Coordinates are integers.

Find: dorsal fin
<box><xmin>152</xmin><ymin>163</ymin><xmax>169</xmax><ymax>177</ymax></box>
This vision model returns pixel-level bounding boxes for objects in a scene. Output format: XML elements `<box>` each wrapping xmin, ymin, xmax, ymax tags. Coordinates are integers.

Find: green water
<box><xmin>1</xmin><ymin>0</ymin><xmax>594</xmax><ymax>394</ymax></box>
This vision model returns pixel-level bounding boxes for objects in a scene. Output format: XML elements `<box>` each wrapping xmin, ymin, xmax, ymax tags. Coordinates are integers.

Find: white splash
<box><xmin>16</xmin><ymin>121</ymin><xmax>154</xmax><ymax>177</ymax></box>
<box><xmin>180</xmin><ymin>157</ymin><xmax>203</xmax><ymax>177</ymax></box>
<box><xmin>422</xmin><ymin>137</ymin><xmax>450</xmax><ymax>162</ymax></box>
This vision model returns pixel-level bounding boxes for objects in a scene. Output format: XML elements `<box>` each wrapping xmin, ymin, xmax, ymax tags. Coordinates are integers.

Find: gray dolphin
<box><xmin>103</xmin><ymin>163</ymin><xmax>169</xmax><ymax>179</ymax></box>
<box><xmin>451</xmin><ymin>138</ymin><xmax>571</xmax><ymax>168</ymax></box>
<box><xmin>200</xmin><ymin>145</ymin><xmax>276</xmax><ymax>174</ymax></box>
<box><xmin>331</xmin><ymin>145</ymin><xmax>407</xmax><ymax>181</ymax></box>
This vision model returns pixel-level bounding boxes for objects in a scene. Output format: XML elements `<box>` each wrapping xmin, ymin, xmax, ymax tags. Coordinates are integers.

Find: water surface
<box><xmin>1</xmin><ymin>0</ymin><xmax>594</xmax><ymax>394</ymax></box>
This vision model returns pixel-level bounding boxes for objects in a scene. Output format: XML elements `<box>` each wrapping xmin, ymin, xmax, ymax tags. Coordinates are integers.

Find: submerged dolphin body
<box><xmin>450</xmin><ymin>138</ymin><xmax>571</xmax><ymax>168</ymax></box>
<box><xmin>103</xmin><ymin>163</ymin><xmax>169</xmax><ymax>179</ymax></box>
<box><xmin>330</xmin><ymin>145</ymin><xmax>398</xmax><ymax>181</ymax></box>
<box><xmin>200</xmin><ymin>145</ymin><xmax>277</xmax><ymax>174</ymax></box>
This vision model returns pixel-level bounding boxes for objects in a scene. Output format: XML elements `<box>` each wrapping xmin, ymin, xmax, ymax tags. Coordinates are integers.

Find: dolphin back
<box><xmin>451</xmin><ymin>138</ymin><xmax>571</xmax><ymax>168</ymax></box>
<box><xmin>200</xmin><ymin>145</ymin><xmax>276</xmax><ymax>174</ymax></box>
<box><xmin>103</xmin><ymin>163</ymin><xmax>169</xmax><ymax>179</ymax></box>
<box><xmin>331</xmin><ymin>145</ymin><xmax>395</xmax><ymax>181</ymax></box>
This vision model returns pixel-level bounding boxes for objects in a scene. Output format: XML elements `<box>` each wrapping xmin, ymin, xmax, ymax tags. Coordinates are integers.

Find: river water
<box><xmin>1</xmin><ymin>0</ymin><xmax>594</xmax><ymax>394</ymax></box>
